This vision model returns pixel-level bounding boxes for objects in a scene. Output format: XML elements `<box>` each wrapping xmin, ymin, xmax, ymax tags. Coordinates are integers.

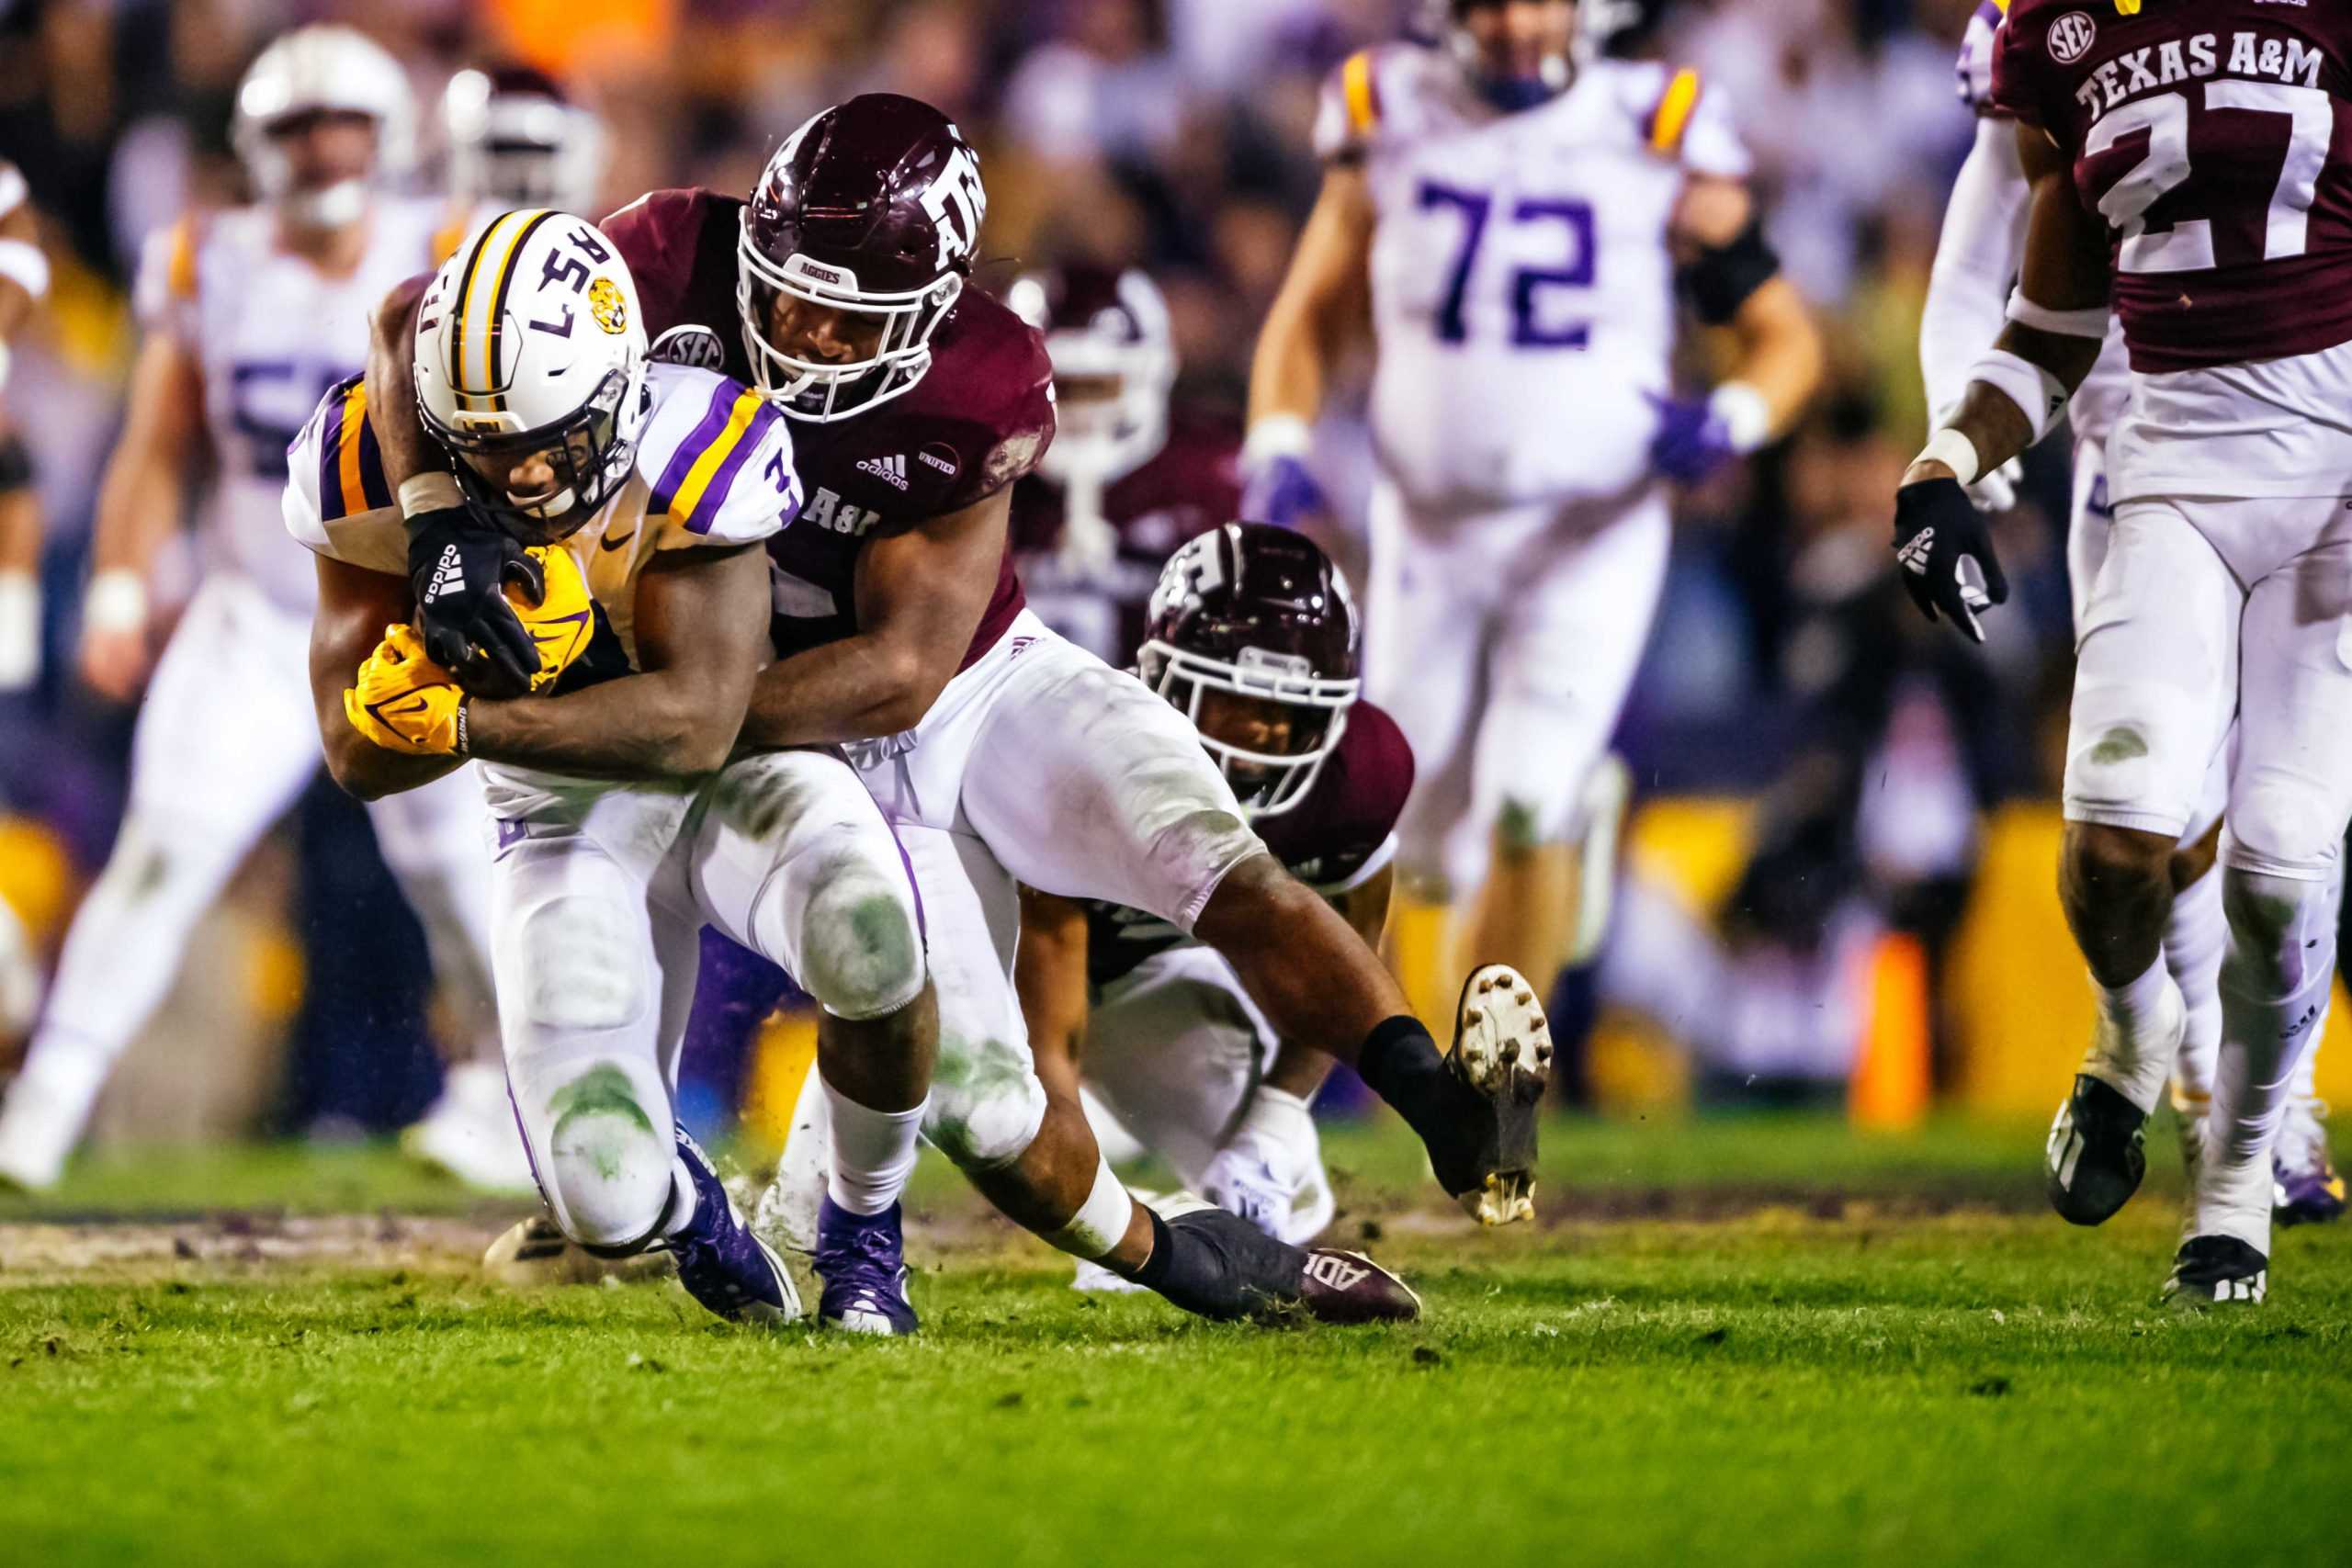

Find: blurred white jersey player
<box><xmin>1917</xmin><ymin>0</ymin><xmax>2336</xmax><ymax>1225</ymax></box>
<box><xmin>431</xmin><ymin>63</ymin><xmax>606</xmax><ymax>264</ymax></box>
<box><xmin>0</xmin><ymin>28</ymin><xmax>525</xmax><ymax>1193</ymax></box>
<box><xmin>0</xmin><ymin>155</ymin><xmax>51</xmax><ymax>1042</ymax></box>
<box><xmin>1246</xmin><ymin>0</ymin><xmax>1821</xmax><ymax>1012</ymax></box>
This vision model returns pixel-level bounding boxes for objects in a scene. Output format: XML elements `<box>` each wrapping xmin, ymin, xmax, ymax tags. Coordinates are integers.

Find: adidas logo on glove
<box><xmin>1896</xmin><ymin>529</ymin><xmax>1934</xmax><ymax>575</ymax></box>
<box><xmin>425</xmin><ymin>544</ymin><xmax>466</xmax><ymax>604</ymax></box>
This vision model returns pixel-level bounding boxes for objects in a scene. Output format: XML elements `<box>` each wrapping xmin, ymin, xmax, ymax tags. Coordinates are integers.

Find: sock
<box><xmin>1355</xmin><ymin>1014</ymin><xmax>1448</xmax><ymax>1118</ymax></box>
<box><xmin>1044</xmin><ymin>1155</ymin><xmax>1137</xmax><ymax>1261</ymax></box>
<box><xmin>2193</xmin><ymin>869</ymin><xmax>2338</xmax><ymax>1254</ymax></box>
<box><xmin>822</xmin><ymin>1077</ymin><xmax>927</xmax><ymax>1218</ymax></box>
<box><xmin>2164</xmin><ymin>863</ymin><xmax>2225</xmax><ymax>1110</ymax></box>
<box><xmin>2087</xmin><ymin>953</ymin><xmax>2177</xmax><ymax>1111</ymax></box>
<box><xmin>1128</xmin><ymin>1203</ymin><xmax>1300</xmax><ymax>1320</ymax></box>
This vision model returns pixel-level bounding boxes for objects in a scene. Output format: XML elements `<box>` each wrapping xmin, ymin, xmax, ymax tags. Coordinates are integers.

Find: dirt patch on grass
<box><xmin>0</xmin><ymin>1212</ymin><xmax>505</xmax><ymax>1282</ymax></box>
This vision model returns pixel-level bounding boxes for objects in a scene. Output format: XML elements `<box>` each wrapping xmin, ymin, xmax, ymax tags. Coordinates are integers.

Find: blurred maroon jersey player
<box><xmin>1001</xmin><ymin>265</ymin><xmax>1239</xmax><ymax>665</ymax></box>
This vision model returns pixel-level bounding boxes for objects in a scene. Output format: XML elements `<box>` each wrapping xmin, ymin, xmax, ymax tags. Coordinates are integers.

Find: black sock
<box><xmin>1130</xmin><ymin>1206</ymin><xmax>1299</xmax><ymax>1321</ymax></box>
<box><xmin>1356</xmin><ymin>1015</ymin><xmax>1447</xmax><ymax>1119</ymax></box>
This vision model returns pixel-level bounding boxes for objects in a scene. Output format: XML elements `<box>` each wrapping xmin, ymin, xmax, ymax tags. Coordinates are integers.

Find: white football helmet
<box><xmin>443</xmin><ymin>66</ymin><xmax>606</xmax><ymax>217</ymax></box>
<box><xmin>232</xmin><ymin>26</ymin><xmax>417</xmax><ymax>230</ymax></box>
<box><xmin>1005</xmin><ymin>265</ymin><xmax>1175</xmax><ymax>489</ymax></box>
<box><xmin>1411</xmin><ymin>0</ymin><xmax>1644</xmax><ymax>107</ymax></box>
<box><xmin>413</xmin><ymin>209</ymin><xmax>650</xmax><ymax>543</ymax></box>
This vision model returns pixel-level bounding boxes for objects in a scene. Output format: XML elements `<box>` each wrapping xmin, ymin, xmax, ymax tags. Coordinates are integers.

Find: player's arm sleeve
<box><xmin>130</xmin><ymin>216</ymin><xmax>201</xmax><ymax>345</ymax></box>
<box><xmin>642</xmin><ymin>374</ymin><xmax>803</xmax><ymax>549</ymax></box>
<box><xmin>1312</xmin><ymin>49</ymin><xmax>1387</xmax><ymax>165</ymax></box>
<box><xmin>1920</xmin><ymin>115</ymin><xmax>2031</xmax><ymax>423</ymax></box>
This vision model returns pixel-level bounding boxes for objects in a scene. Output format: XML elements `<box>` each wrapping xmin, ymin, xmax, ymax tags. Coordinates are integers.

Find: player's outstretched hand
<box><xmin>1893</xmin><ymin>476</ymin><xmax>2007</xmax><ymax>642</ymax></box>
<box><xmin>406</xmin><ymin>504</ymin><xmax>545</xmax><ymax>699</ymax></box>
<box><xmin>1645</xmin><ymin>393</ymin><xmax>1738</xmax><ymax>485</ymax></box>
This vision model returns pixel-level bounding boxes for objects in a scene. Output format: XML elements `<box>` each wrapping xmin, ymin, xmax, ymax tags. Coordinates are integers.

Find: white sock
<box><xmin>2195</xmin><ymin>869</ymin><xmax>2338</xmax><ymax>1254</ymax></box>
<box><xmin>2088</xmin><ymin>953</ymin><xmax>2177</xmax><ymax>1111</ymax></box>
<box><xmin>2164</xmin><ymin>863</ymin><xmax>2225</xmax><ymax>1108</ymax></box>
<box><xmin>822</xmin><ymin>1077</ymin><xmax>927</xmax><ymax>1217</ymax></box>
<box><xmin>1044</xmin><ymin>1155</ymin><xmax>1136</xmax><ymax>1262</ymax></box>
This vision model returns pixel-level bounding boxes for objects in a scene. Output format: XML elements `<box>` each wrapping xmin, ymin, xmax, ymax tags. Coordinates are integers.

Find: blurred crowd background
<box><xmin>0</xmin><ymin>0</ymin><xmax>2138</xmax><ymax>1145</ymax></box>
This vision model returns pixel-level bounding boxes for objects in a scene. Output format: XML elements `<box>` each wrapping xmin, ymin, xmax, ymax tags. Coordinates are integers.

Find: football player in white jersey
<box><xmin>0</xmin><ymin>28</ymin><xmax>526</xmax><ymax>1194</ymax></box>
<box><xmin>1918</xmin><ymin>0</ymin><xmax>2337</xmax><ymax>1227</ymax></box>
<box><xmin>0</xmin><ymin>156</ymin><xmax>49</xmax><ymax>1041</ymax></box>
<box><xmin>289</xmin><ymin>211</ymin><xmax>943</xmax><ymax>1331</ymax></box>
<box><xmin>1245</xmin><ymin>0</ymin><xmax>1822</xmax><ymax>1020</ymax></box>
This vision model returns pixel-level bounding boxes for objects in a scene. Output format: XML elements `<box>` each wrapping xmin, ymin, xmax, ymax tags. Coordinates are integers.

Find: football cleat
<box><xmin>1147</xmin><ymin>1195</ymin><xmax>1418</xmax><ymax>1325</ymax></box>
<box><xmin>1443</xmin><ymin>964</ymin><xmax>1551</xmax><ymax>1226</ymax></box>
<box><xmin>2272</xmin><ymin>1097</ymin><xmax>2346</xmax><ymax>1227</ymax></box>
<box><xmin>2045</xmin><ymin>1075</ymin><xmax>2152</xmax><ymax>1225</ymax></box>
<box><xmin>481</xmin><ymin>1214</ymin><xmax>673</xmax><ymax>1287</ymax></box>
<box><xmin>2160</xmin><ymin>1235</ymin><xmax>2267</xmax><ymax>1311</ymax></box>
<box><xmin>666</xmin><ymin>1129</ymin><xmax>802</xmax><ymax>1327</ymax></box>
<box><xmin>1295</xmin><ymin>1248</ymin><xmax>1422</xmax><ymax>1325</ymax></box>
<box><xmin>401</xmin><ymin>1062</ymin><xmax>539</xmax><ymax>1196</ymax></box>
<box><xmin>811</xmin><ymin>1195</ymin><xmax>918</xmax><ymax>1336</ymax></box>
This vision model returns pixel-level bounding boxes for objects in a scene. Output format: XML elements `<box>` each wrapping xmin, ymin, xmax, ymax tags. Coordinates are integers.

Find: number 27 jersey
<box><xmin>1991</xmin><ymin>0</ymin><xmax>2352</xmax><ymax>372</ymax></box>
<box><xmin>1318</xmin><ymin>47</ymin><xmax>1749</xmax><ymax>513</ymax></box>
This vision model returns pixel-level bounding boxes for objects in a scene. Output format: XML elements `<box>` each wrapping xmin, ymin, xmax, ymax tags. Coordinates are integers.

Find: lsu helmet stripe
<box><xmin>478</xmin><ymin>209</ymin><xmax>560</xmax><ymax>409</ymax></box>
<box><xmin>452</xmin><ymin>209</ymin><xmax>548</xmax><ymax>407</ymax></box>
<box><xmin>1341</xmin><ymin>51</ymin><xmax>1381</xmax><ymax>137</ymax></box>
<box><xmin>664</xmin><ymin>387</ymin><xmax>769</xmax><ymax>534</ymax></box>
<box><xmin>446</xmin><ymin>215</ymin><xmax>508</xmax><ymax>405</ymax></box>
<box><xmin>1649</xmin><ymin>68</ymin><xmax>1702</xmax><ymax>155</ymax></box>
<box><xmin>649</xmin><ymin>378</ymin><xmax>740</xmax><ymax>515</ymax></box>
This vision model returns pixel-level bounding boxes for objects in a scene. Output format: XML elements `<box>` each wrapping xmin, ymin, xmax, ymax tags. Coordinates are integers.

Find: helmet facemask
<box><xmin>1138</xmin><ymin>640</ymin><xmax>1358</xmax><ymax>819</ymax></box>
<box><xmin>425</xmin><ymin>362</ymin><xmax>647</xmax><ymax>546</ymax></box>
<box><xmin>735</xmin><ymin>218</ymin><xmax>965</xmax><ymax>423</ymax></box>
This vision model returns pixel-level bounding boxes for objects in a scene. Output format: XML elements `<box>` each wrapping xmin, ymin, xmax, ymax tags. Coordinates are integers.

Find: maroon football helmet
<box><xmin>737</xmin><ymin>93</ymin><xmax>987</xmax><ymax>422</ymax></box>
<box><xmin>1004</xmin><ymin>264</ymin><xmax>1174</xmax><ymax>486</ymax></box>
<box><xmin>1139</xmin><ymin>523</ymin><xmax>1362</xmax><ymax>819</ymax></box>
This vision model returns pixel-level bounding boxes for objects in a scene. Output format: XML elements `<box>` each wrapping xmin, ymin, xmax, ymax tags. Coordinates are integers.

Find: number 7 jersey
<box><xmin>1317</xmin><ymin>45</ymin><xmax>1749</xmax><ymax>513</ymax></box>
<box><xmin>1991</xmin><ymin>0</ymin><xmax>2352</xmax><ymax>372</ymax></box>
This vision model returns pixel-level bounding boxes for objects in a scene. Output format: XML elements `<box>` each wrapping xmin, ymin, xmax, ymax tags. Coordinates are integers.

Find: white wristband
<box><xmin>0</xmin><ymin>239</ymin><xmax>50</xmax><ymax>303</ymax></box>
<box><xmin>83</xmin><ymin>569</ymin><xmax>147</xmax><ymax>634</ymax></box>
<box><xmin>0</xmin><ymin>570</ymin><xmax>37</xmax><ymax>691</ymax></box>
<box><xmin>399</xmin><ymin>470</ymin><xmax>463</xmax><ymax>519</ymax></box>
<box><xmin>1707</xmin><ymin>381</ymin><xmax>1773</xmax><ymax>454</ymax></box>
<box><xmin>1964</xmin><ymin>346</ymin><xmax>2071</xmax><ymax>444</ymax></box>
<box><xmin>1241</xmin><ymin>412</ymin><xmax>1314</xmax><ymax>471</ymax></box>
<box><xmin>2005</xmin><ymin>288</ymin><xmax>2109</xmax><ymax>340</ymax></box>
<box><xmin>1917</xmin><ymin>427</ymin><xmax>1984</xmax><ymax>488</ymax></box>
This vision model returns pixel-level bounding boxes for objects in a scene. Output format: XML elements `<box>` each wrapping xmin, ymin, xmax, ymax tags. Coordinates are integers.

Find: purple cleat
<box><xmin>813</xmin><ymin>1195</ymin><xmax>918</xmax><ymax>1336</ymax></box>
<box><xmin>667</xmin><ymin>1129</ymin><xmax>802</xmax><ymax>1327</ymax></box>
<box><xmin>2274</xmin><ymin>1097</ymin><xmax>2346</xmax><ymax>1226</ymax></box>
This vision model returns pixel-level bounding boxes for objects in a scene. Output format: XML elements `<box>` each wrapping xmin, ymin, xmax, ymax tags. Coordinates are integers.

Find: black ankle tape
<box><xmin>1356</xmin><ymin>1014</ymin><xmax>1438</xmax><ymax>1099</ymax></box>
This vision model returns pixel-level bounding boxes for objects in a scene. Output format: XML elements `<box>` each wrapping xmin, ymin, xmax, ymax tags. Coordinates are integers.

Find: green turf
<box><xmin>3</xmin><ymin>1115</ymin><xmax>2348</xmax><ymax>1567</ymax></box>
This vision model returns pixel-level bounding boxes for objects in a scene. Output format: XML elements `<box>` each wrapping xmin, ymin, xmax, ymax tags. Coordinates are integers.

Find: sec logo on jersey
<box><xmin>2049</xmin><ymin>11</ymin><xmax>2098</xmax><ymax>62</ymax></box>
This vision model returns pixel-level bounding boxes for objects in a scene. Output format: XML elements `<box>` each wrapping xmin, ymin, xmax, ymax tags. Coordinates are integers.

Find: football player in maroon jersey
<box><xmin>1021</xmin><ymin>526</ymin><xmax>1478</xmax><ymax>1265</ymax></box>
<box><xmin>1002</xmin><ymin>264</ymin><xmax>1238</xmax><ymax>667</ymax></box>
<box><xmin>362</xmin><ymin>96</ymin><xmax>1507</xmax><ymax>1330</ymax></box>
<box><xmin>1895</xmin><ymin>0</ymin><xmax>2352</xmax><ymax>1304</ymax></box>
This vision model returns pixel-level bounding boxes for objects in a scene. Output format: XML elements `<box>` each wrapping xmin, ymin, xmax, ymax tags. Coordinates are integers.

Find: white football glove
<box><xmin>1199</xmin><ymin>1086</ymin><xmax>1320</xmax><ymax>1240</ymax></box>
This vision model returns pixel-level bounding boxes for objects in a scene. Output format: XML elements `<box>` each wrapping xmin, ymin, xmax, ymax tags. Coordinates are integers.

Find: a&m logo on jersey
<box><xmin>2050</xmin><ymin>11</ymin><xmax>2098</xmax><ymax>62</ymax></box>
<box><xmin>588</xmin><ymin>276</ymin><xmax>628</xmax><ymax>334</ymax></box>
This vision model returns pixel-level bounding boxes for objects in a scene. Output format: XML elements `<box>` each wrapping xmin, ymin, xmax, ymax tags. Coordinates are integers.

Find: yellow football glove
<box><xmin>345</xmin><ymin>624</ymin><xmax>468</xmax><ymax>756</ymax></box>
<box><xmin>514</xmin><ymin>543</ymin><xmax>595</xmax><ymax>694</ymax></box>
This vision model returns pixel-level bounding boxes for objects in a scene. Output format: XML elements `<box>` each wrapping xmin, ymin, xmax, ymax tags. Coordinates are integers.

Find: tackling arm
<box><xmin>310</xmin><ymin>555</ymin><xmax>465</xmax><ymax>801</ymax></box>
<box><xmin>364</xmin><ymin>276</ymin><xmax>438</xmax><ymax>491</ymax></box>
<box><xmin>738</xmin><ymin>487</ymin><xmax>1010</xmax><ymax>749</ymax></box>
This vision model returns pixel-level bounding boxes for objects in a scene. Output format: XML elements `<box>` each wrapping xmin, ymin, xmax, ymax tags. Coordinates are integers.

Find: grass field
<box><xmin>4</xmin><ymin>1114</ymin><xmax>2349</xmax><ymax>1567</ymax></box>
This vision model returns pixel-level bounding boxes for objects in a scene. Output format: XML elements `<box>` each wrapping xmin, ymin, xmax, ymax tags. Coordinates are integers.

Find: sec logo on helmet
<box><xmin>589</xmin><ymin>276</ymin><xmax>628</xmax><ymax>334</ymax></box>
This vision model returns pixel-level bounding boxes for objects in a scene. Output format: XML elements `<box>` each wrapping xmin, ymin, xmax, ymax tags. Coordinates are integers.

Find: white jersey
<box><xmin>1318</xmin><ymin>47</ymin><xmax>1749</xmax><ymax>514</ymax></box>
<box><xmin>284</xmin><ymin>360</ymin><xmax>802</xmax><ymax>815</ymax></box>
<box><xmin>1946</xmin><ymin>0</ymin><xmax>2132</xmax><ymax>446</ymax></box>
<box><xmin>132</xmin><ymin>197</ymin><xmax>448</xmax><ymax>609</ymax></box>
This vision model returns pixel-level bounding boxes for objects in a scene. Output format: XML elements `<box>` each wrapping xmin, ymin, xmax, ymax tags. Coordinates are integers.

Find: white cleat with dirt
<box><xmin>1445</xmin><ymin>964</ymin><xmax>1552</xmax><ymax>1226</ymax></box>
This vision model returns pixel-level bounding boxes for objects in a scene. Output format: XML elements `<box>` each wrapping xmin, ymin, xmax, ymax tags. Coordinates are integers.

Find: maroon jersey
<box><xmin>1010</xmin><ymin>411</ymin><xmax>1243</xmax><ymax>667</ymax></box>
<box><xmin>603</xmin><ymin>187</ymin><xmax>1056</xmax><ymax>667</ymax></box>
<box><xmin>1991</xmin><ymin>0</ymin><xmax>2352</xmax><ymax>371</ymax></box>
<box><xmin>1084</xmin><ymin>702</ymin><xmax>1414</xmax><ymax>988</ymax></box>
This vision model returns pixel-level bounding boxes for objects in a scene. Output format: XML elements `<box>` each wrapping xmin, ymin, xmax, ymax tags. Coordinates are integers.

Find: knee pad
<box><xmin>538</xmin><ymin>1061</ymin><xmax>674</xmax><ymax>1251</ymax></box>
<box><xmin>513</xmin><ymin>896</ymin><xmax>647</xmax><ymax>1034</ymax></box>
<box><xmin>2218</xmin><ymin>867</ymin><xmax>2339</xmax><ymax>1001</ymax></box>
<box><xmin>923</xmin><ymin>1039</ymin><xmax>1048</xmax><ymax>1171</ymax></box>
<box><xmin>797</xmin><ymin>860</ymin><xmax>923</xmax><ymax>1022</ymax></box>
<box><xmin>2222</xmin><ymin>773</ymin><xmax>2344</xmax><ymax>883</ymax></box>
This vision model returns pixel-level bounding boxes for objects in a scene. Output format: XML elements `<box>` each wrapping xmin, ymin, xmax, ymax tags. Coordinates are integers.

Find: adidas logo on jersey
<box><xmin>426</xmin><ymin>544</ymin><xmax>466</xmax><ymax>603</ymax></box>
<box><xmin>856</xmin><ymin>453</ymin><xmax>910</xmax><ymax>491</ymax></box>
<box><xmin>1896</xmin><ymin>529</ymin><xmax>1934</xmax><ymax>575</ymax></box>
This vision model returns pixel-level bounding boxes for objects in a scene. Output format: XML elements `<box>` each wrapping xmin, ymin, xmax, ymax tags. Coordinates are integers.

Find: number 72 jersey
<box><xmin>1317</xmin><ymin>46</ymin><xmax>1750</xmax><ymax>513</ymax></box>
<box><xmin>1992</xmin><ymin>0</ymin><xmax>2352</xmax><ymax>372</ymax></box>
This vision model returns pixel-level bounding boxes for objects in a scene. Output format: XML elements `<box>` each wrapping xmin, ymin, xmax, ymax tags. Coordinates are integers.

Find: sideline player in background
<box><xmin>1020</xmin><ymin>526</ymin><xmax>1429</xmax><ymax>1271</ymax></box>
<box><xmin>1244</xmin><ymin>0</ymin><xmax>1821</xmax><ymax>1036</ymax></box>
<box><xmin>1897</xmin><ymin>0</ymin><xmax>2352</xmax><ymax>1303</ymax></box>
<box><xmin>1921</xmin><ymin>0</ymin><xmax>2339</xmax><ymax>1227</ymax></box>
<box><xmin>1003</xmin><ymin>264</ymin><xmax>1233</xmax><ymax>666</ymax></box>
<box><xmin>0</xmin><ymin>28</ymin><xmax>526</xmax><ymax>1194</ymax></box>
<box><xmin>0</xmin><ymin>155</ymin><xmax>50</xmax><ymax>1043</ymax></box>
<box><xmin>432</xmin><ymin>63</ymin><xmax>606</xmax><ymax>264</ymax></box>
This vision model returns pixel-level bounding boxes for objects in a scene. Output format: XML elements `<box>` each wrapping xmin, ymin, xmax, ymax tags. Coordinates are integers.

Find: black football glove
<box><xmin>406</xmin><ymin>504</ymin><xmax>546</xmax><ymax>699</ymax></box>
<box><xmin>1893</xmin><ymin>476</ymin><xmax>2007</xmax><ymax>643</ymax></box>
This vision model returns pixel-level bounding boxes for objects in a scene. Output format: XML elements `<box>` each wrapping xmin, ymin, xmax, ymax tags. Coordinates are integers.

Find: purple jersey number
<box><xmin>1416</xmin><ymin>182</ymin><xmax>1597</xmax><ymax>349</ymax></box>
